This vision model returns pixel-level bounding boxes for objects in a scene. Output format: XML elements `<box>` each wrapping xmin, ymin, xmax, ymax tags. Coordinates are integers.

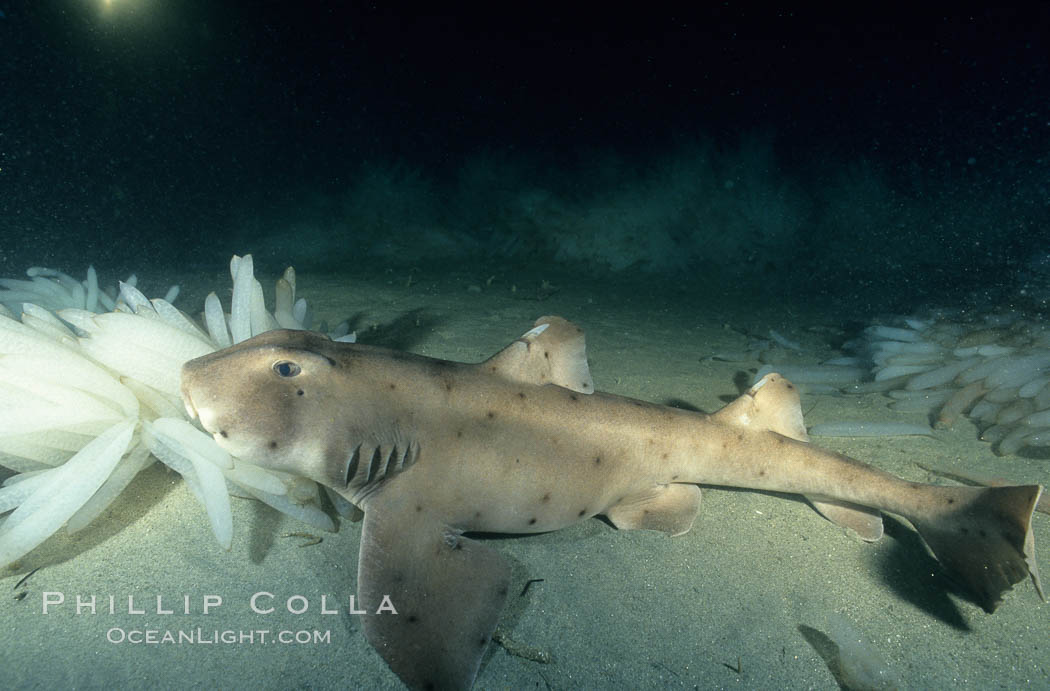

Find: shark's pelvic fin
<box><xmin>482</xmin><ymin>315</ymin><xmax>594</xmax><ymax>394</ymax></box>
<box><xmin>605</xmin><ymin>483</ymin><xmax>702</xmax><ymax>536</ymax></box>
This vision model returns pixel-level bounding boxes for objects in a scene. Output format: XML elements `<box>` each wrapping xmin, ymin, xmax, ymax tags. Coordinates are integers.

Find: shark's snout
<box><xmin>180</xmin><ymin>388</ymin><xmax>217</xmax><ymax>435</ymax></box>
<box><xmin>180</xmin><ymin>361</ymin><xmax>219</xmax><ymax>434</ymax></box>
<box><xmin>181</xmin><ymin>390</ymin><xmax>199</xmax><ymax>421</ymax></box>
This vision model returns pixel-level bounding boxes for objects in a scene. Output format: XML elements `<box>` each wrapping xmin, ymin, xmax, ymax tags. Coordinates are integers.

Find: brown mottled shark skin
<box><xmin>180</xmin><ymin>317</ymin><xmax>1044</xmax><ymax>691</ymax></box>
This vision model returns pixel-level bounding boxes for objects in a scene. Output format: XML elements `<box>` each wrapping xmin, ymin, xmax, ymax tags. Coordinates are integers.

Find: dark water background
<box><xmin>2</xmin><ymin>3</ymin><xmax>1048</xmax><ymax>309</ymax></box>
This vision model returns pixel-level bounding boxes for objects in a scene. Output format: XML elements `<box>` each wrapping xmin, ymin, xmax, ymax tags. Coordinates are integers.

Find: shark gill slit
<box><xmin>367</xmin><ymin>447</ymin><xmax>383</xmax><ymax>484</ymax></box>
<box><xmin>343</xmin><ymin>440</ymin><xmax>420</xmax><ymax>492</ymax></box>
<box><xmin>343</xmin><ymin>443</ymin><xmax>362</xmax><ymax>488</ymax></box>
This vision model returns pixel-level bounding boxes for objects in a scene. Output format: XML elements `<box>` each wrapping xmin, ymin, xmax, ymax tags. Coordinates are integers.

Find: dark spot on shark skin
<box><xmin>388</xmin><ymin>383</ymin><xmax>396</xmax><ymax>390</ymax></box>
<box><xmin>515</xmin><ymin>458</ymin><xmax>521</xmax><ymax>464</ymax></box>
<box><xmin>489</xmin><ymin>365</ymin><xmax>498</xmax><ymax>373</ymax></box>
<box><xmin>407</xmin><ymin>614</ymin><xmax>419</xmax><ymax>623</ymax></box>
<box><xmin>947</xmin><ymin>498</ymin><xmax>955</xmax><ymax>505</ymax></box>
<box><xmin>487</xmin><ymin>411</ymin><xmax>495</xmax><ymax>419</ymax></box>
<box><xmin>518</xmin><ymin>392</ymin><xmax>526</xmax><ymax>399</ymax></box>
<box><xmin>268</xmin><ymin>441</ymin><xmax>278</xmax><ymax>449</ymax></box>
<box><xmin>478</xmin><ymin>637</ymin><xmax>487</xmax><ymax>647</ymax></box>
<box><xmin>541</xmin><ymin>493</ymin><xmax>550</xmax><ymax>503</ymax></box>
<box><xmin>296</xmin><ymin>389</ymin><xmax>304</xmax><ymax>396</ymax></box>
<box><xmin>979</xmin><ymin>529</ymin><xmax>988</xmax><ymax>539</ymax></box>
<box><xmin>456</xmin><ymin>430</ymin><xmax>464</xmax><ymax>438</ymax></box>
<box><xmin>219</xmin><ymin>430</ymin><xmax>228</xmax><ymax>438</ymax></box>
<box><xmin>661</xmin><ymin>452</ymin><xmax>669</xmax><ymax>460</ymax></box>
<box><xmin>445</xmin><ymin>380</ymin><xmax>454</xmax><ymax>392</ymax></box>
<box><xmin>594</xmin><ymin>456</ymin><xmax>601</xmax><ymax>465</ymax></box>
<box><xmin>528</xmin><ymin>518</ymin><xmax>537</xmax><ymax>525</ymax></box>
<box><xmin>544</xmin><ymin>351</ymin><xmax>550</xmax><ymax>359</ymax></box>
<box><xmin>569</xmin><ymin>394</ymin><xmax>578</xmax><ymax>402</ymax></box>
<box><xmin>960</xmin><ymin>527</ymin><xmax>969</xmax><ymax>535</ymax></box>
<box><xmin>415</xmin><ymin>505</ymin><xmax>423</xmax><ymax>512</ymax></box>
<box><xmin>474</xmin><ymin>511</ymin><xmax>482</xmax><ymax>519</ymax></box>
<box><xmin>758</xmin><ymin>470</ymin><xmax>766</xmax><ymax>477</ymax></box>
<box><xmin>671</xmin><ymin>475</ymin><xmax>679</xmax><ymax>481</ymax></box>
<box><xmin>498</xmin><ymin>585</ymin><xmax>509</xmax><ymax>597</ymax></box>
<box><xmin>578</xmin><ymin>508</ymin><xmax>586</xmax><ymax>516</ymax></box>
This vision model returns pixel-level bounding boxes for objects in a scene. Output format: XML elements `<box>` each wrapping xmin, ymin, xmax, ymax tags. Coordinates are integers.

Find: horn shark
<box><xmin>180</xmin><ymin>316</ymin><xmax>1043</xmax><ymax>690</ymax></box>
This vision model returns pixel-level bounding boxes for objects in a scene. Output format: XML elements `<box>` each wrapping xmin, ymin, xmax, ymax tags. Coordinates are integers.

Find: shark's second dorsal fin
<box><xmin>482</xmin><ymin>315</ymin><xmax>594</xmax><ymax>394</ymax></box>
<box><xmin>712</xmin><ymin>373</ymin><xmax>809</xmax><ymax>441</ymax></box>
<box><xmin>714</xmin><ymin>373</ymin><xmax>885</xmax><ymax>541</ymax></box>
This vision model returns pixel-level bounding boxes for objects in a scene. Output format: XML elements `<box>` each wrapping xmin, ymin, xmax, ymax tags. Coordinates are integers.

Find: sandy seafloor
<box><xmin>1</xmin><ymin>260</ymin><xmax>1047</xmax><ymax>690</ymax></box>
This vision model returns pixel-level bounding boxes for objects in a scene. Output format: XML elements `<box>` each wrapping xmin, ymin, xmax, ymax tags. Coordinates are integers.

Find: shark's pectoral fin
<box><xmin>605</xmin><ymin>483</ymin><xmax>701</xmax><ymax>536</ymax></box>
<box><xmin>807</xmin><ymin>497</ymin><xmax>884</xmax><ymax>541</ymax></box>
<box><xmin>357</xmin><ymin>501</ymin><xmax>511</xmax><ymax>690</ymax></box>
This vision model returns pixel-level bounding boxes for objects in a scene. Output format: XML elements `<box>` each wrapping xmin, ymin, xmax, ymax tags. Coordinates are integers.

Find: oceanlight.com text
<box><xmin>106</xmin><ymin>628</ymin><xmax>331</xmax><ymax>645</ymax></box>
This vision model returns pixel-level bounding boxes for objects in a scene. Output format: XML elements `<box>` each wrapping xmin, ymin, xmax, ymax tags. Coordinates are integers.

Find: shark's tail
<box><xmin>908</xmin><ymin>483</ymin><xmax>1043</xmax><ymax>612</ymax></box>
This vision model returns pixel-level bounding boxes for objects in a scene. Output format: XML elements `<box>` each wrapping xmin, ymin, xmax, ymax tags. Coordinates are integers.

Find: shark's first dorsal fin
<box><xmin>482</xmin><ymin>315</ymin><xmax>594</xmax><ymax>394</ymax></box>
<box><xmin>712</xmin><ymin>373</ymin><xmax>809</xmax><ymax>441</ymax></box>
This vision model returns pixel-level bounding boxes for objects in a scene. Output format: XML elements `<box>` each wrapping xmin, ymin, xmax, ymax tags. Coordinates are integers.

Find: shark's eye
<box><xmin>272</xmin><ymin>360</ymin><xmax>302</xmax><ymax>378</ymax></box>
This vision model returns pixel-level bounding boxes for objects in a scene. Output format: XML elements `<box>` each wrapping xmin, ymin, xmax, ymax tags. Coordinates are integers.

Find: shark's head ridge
<box><xmin>181</xmin><ymin>329</ymin><xmax>345</xmax><ymax>483</ymax></box>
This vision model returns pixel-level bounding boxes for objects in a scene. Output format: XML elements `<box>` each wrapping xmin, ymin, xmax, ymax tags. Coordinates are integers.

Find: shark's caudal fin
<box><xmin>714</xmin><ymin>374</ymin><xmax>885</xmax><ymax>541</ymax></box>
<box><xmin>715</xmin><ymin>374</ymin><xmax>1043</xmax><ymax>609</ymax></box>
<box><xmin>909</xmin><ymin>483</ymin><xmax>1043</xmax><ymax>613</ymax></box>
